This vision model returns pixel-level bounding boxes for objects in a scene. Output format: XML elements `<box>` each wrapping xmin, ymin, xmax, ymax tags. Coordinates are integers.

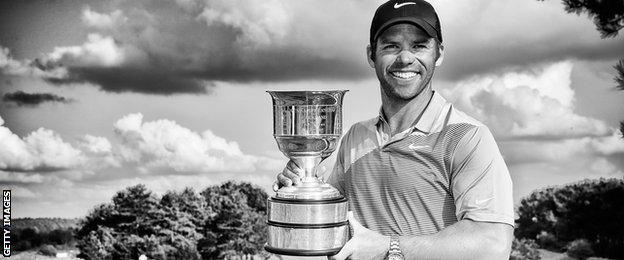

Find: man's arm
<box><xmin>331</xmin><ymin>214</ymin><xmax>513</xmax><ymax>260</ymax></box>
<box><xmin>400</xmin><ymin>219</ymin><xmax>513</xmax><ymax>259</ymax></box>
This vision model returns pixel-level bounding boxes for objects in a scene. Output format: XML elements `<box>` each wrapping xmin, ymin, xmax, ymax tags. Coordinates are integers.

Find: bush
<box><xmin>535</xmin><ymin>231</ymin><xmax>561</xmax><ymax>251</ymax></box>
<box><xmin>515</xmin><ymin>178</ymin><xmax>624</xmax><ymax>259</ymax></box>
<box><xmin>510</xmin><ymin>238</ymin><xmax>541</xmax><ymax>260</ymax></box>
<box><xmin>39</xmin><ymin>244</ymin><xmax>57</xmax><ymax>256</ymax></box>
<box><xmin>566</xmin><ymin>239</ymin><xmax>594</xmax><ymax>260</ymax></box>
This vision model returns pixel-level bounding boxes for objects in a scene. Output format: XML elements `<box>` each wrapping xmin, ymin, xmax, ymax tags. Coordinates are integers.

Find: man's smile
<box><xmin>389</xmin><ymin>70</ymin><xmax>420</xmax><ymax>80</ymax></box>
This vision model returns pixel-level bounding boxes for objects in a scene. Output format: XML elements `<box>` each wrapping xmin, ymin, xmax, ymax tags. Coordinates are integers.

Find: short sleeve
<box><xmin>450</xmin><ymin>126</ymin><xmax>514</xmax><ymax>227</ymax></box>
<box><xmin>326</xmin><ymin>134</ymin><xmax>347</xmax><ymax>197</ymax></box>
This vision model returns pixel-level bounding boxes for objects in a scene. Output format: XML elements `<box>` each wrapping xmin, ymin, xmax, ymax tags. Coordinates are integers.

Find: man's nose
<box><xmin>396</xmin><ymin>50</ymin><xmax>416</xmax><ymax>65</ymax></box>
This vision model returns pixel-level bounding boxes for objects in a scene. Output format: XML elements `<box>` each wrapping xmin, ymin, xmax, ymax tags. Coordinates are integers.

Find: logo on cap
<box><xmin>394</xmin><ymin>2</ymin><xmax>417</xmax><ymax>9</ymax></box>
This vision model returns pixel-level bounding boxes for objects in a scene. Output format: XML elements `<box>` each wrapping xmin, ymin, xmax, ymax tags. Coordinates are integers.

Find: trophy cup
<box><xmin>265</xmin><ymin>90</ymin><xmax>349</xmax><ymax>256</ymax></box>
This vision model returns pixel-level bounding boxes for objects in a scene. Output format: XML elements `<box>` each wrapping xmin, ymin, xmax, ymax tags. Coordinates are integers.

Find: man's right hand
<box><xmin>272</xmin><ymin>160</ymin><xmax>303</xmax><ymax>192</ymax></box>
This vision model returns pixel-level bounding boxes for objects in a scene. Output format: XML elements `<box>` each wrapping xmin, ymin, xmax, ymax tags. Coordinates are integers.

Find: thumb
<box><xmin>329</xmin><ymin>239</ymin><xmax>354</xmax><ymax>260</ymax></box>
<box><xmin>347</xmin><ymin>211</ymin><xmax>366</xmax><ymax>234</ymax></box>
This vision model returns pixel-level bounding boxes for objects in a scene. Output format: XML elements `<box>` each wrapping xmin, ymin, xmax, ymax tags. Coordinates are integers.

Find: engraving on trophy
<box><xmin>265</xmin><ymin>90</ymin><xmax>349</xmax><ymax>256</ymax></box>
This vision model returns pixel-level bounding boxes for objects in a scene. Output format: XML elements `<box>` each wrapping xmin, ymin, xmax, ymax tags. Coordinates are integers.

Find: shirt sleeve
<box><xmin>450</xmin><ymin>125</ymin><xmax>514</xmax><ymax>227</ymax></box>
<box><xmin>326</xmin><ymin>137</ymin><xmax>347</xmax><ymax>197</ymax></box>
<box><xmin>325</xmin><ymin>126</ymin><xmax>352</xmax><ymax>198</ymax></box>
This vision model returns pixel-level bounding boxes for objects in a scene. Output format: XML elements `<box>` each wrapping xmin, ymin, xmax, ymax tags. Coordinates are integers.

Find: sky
<box><xmin>0</xmin><ymin>0</ymin><xmax>623</xmax><ymax>218</ymax></box>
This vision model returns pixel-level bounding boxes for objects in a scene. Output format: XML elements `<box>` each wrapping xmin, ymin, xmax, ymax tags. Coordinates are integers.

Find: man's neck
<box><xmin>380</xmin><ymin>86</ymin><xmax>434</xmax><ymax>136</ymax></box>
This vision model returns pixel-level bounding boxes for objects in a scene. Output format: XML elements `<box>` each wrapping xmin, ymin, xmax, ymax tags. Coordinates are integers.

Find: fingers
<box><xmin>347</xmin><ymin>211</ymin><xmax>365</xmax><ymax>233</ymax></box>
<box><xmin>275</xmin><ymin>160</ymin><xmax>303</xmax><ymax>190</ymax></box>
<box><xmin>329</xmin><ymin>240</ymin><xmax>353</xmax><ymax>260</ymax></box>
<box><xmin>277</xmin><ymin>173</ymin><xmax>293</xmax><ymax>187</ymax></box>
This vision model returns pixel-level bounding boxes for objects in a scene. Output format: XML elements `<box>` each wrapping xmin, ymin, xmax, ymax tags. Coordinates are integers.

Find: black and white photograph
<box><xmin>0</xmin><ymin>0</ymin><xmax>623</xmax><ymax>259</ymax></box>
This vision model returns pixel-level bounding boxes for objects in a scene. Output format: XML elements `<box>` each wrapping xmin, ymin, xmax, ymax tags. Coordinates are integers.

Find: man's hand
<box><xmin>331</xmin><ymin>212</ymin><xmax>389</xmax><ymax>260</ymax></box>
<box><xmin>272</xmin><ymin>160</ymin><xmax>302</xmax><ymax>191</ymax></box>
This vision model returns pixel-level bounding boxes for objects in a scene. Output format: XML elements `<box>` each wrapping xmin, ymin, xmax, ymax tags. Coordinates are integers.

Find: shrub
<box><xmin>39</xmin><ymin>244</ymin><xmax>57</xmax><ymax>256</ymax></box>
<box><xmin>515</xmin><ymin>178</ymin><xmax>624</xmax><ymax>259</ymax></box>
<box><xmin>510</xmin><ymin>238</ymin><xmax>541</xmax><ymax>260</ymax></box>
<box><xmin>566</xmin><ymin>239</ymin><xmax>594</xmax><ymax>260</ymax></box>
<box><xmin>535</xmin><ymin>231</ymin><xmax>561</xmax><ymax>251</ymax></box>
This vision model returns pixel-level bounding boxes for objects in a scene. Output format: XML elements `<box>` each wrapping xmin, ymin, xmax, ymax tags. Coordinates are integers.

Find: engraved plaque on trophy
<box><xmin>265</xmin><ymin>90</ymin><xmax>348</xmax><ymax>256</ymax></box>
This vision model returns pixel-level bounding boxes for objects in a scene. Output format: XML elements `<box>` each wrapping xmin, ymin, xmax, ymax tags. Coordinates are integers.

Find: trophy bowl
<box><xmin>265</xmin><ymin>90</ymin><xmax>349</xmax><ymax>256</ymax></box>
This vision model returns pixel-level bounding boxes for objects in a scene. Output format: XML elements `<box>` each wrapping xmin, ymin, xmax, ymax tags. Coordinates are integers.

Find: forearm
<box><xmin>400</xmin><ymin>219</ymin><xmax>513</xmax><ymax>260</ymax></box>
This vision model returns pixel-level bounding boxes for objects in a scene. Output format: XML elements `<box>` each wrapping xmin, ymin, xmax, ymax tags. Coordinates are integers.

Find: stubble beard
<box><xmin>380</xmin><ymin>70</ymin><xmax>434</xmax><ymax>102</ymax></box>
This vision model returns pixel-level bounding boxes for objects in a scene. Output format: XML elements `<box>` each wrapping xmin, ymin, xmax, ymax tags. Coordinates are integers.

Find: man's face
<box><xmin>368</xmin><ymin>23</ymin><xmax>443</xmax><ymax>101</ymax></box>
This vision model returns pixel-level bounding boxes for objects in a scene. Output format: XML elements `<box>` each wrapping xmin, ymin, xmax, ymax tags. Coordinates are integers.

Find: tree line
<box><xmin>76</xmin><ymin>181</ymin><xmax>269</xmax><ymax>260</ymax></box>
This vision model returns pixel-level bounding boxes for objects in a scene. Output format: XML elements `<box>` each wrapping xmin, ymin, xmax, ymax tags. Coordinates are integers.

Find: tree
<box><xmin>199</xmin><ymin>181</ymin><xmax>269</xmax><ymax>259</ymax></box>
<box><xmin>77</xmin><ymin>182</ymin><xmax>269</xmax><ymax>259</ymax></box>
<box><xmin>615</xmin><ymin>60</ymin><xmax>624</xmax><ymax>91</ymax></box>
<box><xmin>515</xmin><ymin>178</ymin><xmax>624</xmax><ymax>259</ymax></box>
<box><xmin>538</xmin><ymin>0</ymin><xmax>624</xmax><ymax>38</ymax></box>
<box><xmin>76</xmin><ymin>184</ymin><xmax>201</xmax><ymax>260</ymax></box>
<box><xmin>615</xmin><ymin>60</ymin><xmax>624</xmax><ymax>138</ymax></box>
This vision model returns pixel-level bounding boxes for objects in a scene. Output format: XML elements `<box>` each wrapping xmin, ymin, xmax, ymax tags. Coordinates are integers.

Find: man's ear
<box><xmin>435</xmin><ymin>44</ymin><xmax>444</xmax><ymax>67</ymax></box>
<box><xmin>366</xmin><ymin>44</ymin><xmax>375</xmax><ymax>68</ymax></box>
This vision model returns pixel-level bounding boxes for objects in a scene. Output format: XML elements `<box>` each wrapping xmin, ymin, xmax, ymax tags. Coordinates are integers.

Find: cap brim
<box><xmin>373</xmin><ymin>17</ymin><xmax>439</xmax><ymax>43</ymax></box>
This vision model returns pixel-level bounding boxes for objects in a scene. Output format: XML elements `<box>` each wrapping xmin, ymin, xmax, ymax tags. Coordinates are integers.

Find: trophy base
<box><xmin>275</xmin><ymin>182</ymin><xmax>342</xmax><ymax>200</ymax></box>
<box><xmin>264</xmin><ymin>244</ymin><xmax>341</xmax><ymax>256</ymax></box>
<box><xmin>266</xmin><ymin>194</ymin><xmax>349</xmax><ymax>256</ymax></box>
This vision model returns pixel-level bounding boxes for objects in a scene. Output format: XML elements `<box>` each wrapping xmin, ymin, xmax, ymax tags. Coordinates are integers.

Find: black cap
<box><xmin>370</xmin><ymin>0</ymin><xmax>442</xmax><ymax>45</ymax></box>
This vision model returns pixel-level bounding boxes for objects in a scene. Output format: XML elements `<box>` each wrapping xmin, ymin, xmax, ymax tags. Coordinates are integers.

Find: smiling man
<box><xmin>276</xmin><ymin>0</ymin><xmax>514</xmax><ymax>259</ymax></box>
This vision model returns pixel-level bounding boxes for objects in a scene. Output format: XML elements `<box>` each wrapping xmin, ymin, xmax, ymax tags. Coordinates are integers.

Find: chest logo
<box><xmin>408</xmin><ymin>143</ymin><xmax>430</xmax><ymax>150</ymax></box>
<box><xmin>475</xmin><ymin>197</ymin><xmax>494</xmax><ymax>206</ymax></box>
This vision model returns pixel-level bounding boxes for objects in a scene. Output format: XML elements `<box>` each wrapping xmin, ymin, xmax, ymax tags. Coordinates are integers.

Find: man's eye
<box><xmin>382</xmin><ymin>45</ymin><xmax>398</xmax><ymax>50</ymax></box>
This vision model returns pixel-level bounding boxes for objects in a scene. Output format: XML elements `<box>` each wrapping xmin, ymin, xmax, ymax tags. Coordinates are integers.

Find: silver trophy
<box><xmin>265</xmin><ymin>90</ymin><xmax>349</xmax><ymax>256</ymax></box>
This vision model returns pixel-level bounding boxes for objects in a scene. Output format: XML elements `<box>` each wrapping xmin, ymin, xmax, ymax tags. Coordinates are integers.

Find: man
<box><xmin>275</xmin><ymin>0</ymin><xmax>514</xmax><ymax>259</ymax></box>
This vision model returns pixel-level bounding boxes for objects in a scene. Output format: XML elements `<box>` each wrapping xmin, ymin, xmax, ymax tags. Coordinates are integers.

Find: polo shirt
<box><xmin>326</xmin><ymin>91</ymin><xmax>514</xmax><ymax>236</ymax></box>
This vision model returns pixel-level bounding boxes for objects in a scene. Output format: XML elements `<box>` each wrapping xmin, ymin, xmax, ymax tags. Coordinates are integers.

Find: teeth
<box><xmin>391</xmin><ymin>71</ymin><xmax>417</xmax><ymax>79</ymax></box>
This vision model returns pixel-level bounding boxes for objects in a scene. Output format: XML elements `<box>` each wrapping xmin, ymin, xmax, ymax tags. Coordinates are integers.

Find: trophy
<box><xmin>265</xmin><ymin>90</ymin><xmax>349</xmax><ymax>256</ymax></box>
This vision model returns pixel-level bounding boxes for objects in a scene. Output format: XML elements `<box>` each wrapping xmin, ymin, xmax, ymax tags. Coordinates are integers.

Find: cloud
<box><xmin>82</xmin><ymin>7</ymin><xmax>126</xmax><ymax>29</ymax></box>
<box><xmin>3</xmin><ymin>0</ymin><xmax>621</xmax><ymax>94</ymax></box>
<box><xmin>113</xmin><ymin>113</ymin><xmax>280</xmax><ymax>173</ymax></box>
<box><xmin>501</xmin><ymin>131</ymin><xmax>624</xmax><ymax>165</ymax></box>
<box><xmin>0</xmin><ymin>0</ymin><xmax>375</xmax><ymax>94</ymax></box>
<box><xmin>0</xmin><ymin>116</ymin><xmax>85</xmax><ymax>171</ymax></box>
<box><xmin>0</xmin><ymin>112</ymin><xmax>281</xmax><ymax>176</ymax></box>
<box><xmin>2</xmin><ymin>91</ymin><xmax>72</xmax><ymax>106</ymax></box>
<box><xmin>442</xmin><ymin>60</ymin><xmax>610</xmax><ymax>139</ymax></box>
<box><xmin>0</xmin><ymin>47</ymin><xmax>66</xmax><ymax>78</ymax></box>
<box><xmin>433</xmin><ymin>0</ymin><xmax>624</xmax><ymax>80</ymax></box>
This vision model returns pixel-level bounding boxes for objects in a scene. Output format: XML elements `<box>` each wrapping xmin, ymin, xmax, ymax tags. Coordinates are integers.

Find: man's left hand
<box><xmin>330</xmin><ymin>212</ymin><xmax>390</xmax><ymax>260</ymax></box>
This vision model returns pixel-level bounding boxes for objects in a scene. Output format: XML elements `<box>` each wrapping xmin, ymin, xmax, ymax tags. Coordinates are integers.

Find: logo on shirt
<box><xmin>408</xmin><ymin>143</ymin><xmax>430</xmax><ymax>151</ymax></box>
<box><xmin>475</xmin><ymin>197</ymin><xmax>494</xmax><ymax>206</ymax></box>
<box><xmin>394</xmin><ymin>2</ymin><xmax>417</xmax><ymax>9</ymax></box>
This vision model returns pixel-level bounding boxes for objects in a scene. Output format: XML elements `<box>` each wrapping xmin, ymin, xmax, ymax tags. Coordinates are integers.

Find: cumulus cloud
<box><xmin>442</xmin><ymin>61</ymin><xmax>610</xmax><ymax>139</ymax></box>
<box><xmin>113</xmin><ymin>113</ymin><xmax>280</xmax><ymax>173</ymax></box>
<box><xmin>0</xmin><ymin>113</ymin><xmax>281</xmax><ymax>177</ymax></box>
<box><xmin>195</xmin><ymin>0</ymin><xmax>289</xmax><ymax>47</ymax></box>
<box><xmin>82</xmin><ymin>7</ymin><xmax>126</xmax><ymax>29</ymax></box>
<box><xmin>0</xmin><ymin>116</ymin><xmax>85</xmax><ymax>171</ymax></box>
<box><xmin>2</xmin><ymin>91</ymin><xmax>72</xmax><ymax>106</ymax></box>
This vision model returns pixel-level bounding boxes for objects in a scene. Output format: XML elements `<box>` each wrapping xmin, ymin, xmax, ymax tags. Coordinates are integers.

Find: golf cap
<box><xmin>370</xmin><ymin>0</ymin><xmax>442</xmax><ymax>45</ymax></box>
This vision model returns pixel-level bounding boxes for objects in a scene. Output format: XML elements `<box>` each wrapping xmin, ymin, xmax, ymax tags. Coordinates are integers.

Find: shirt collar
<box><xmin>376</xmin><ymin>91</ymin><xmax>447</xmax><ymax>134</ymax></box>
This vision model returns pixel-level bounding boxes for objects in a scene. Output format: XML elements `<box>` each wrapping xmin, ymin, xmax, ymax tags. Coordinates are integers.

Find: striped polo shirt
<box><xmin>327</xmin><ymin>91</ymin><xmax>514</xmax><ymax>236</ymax></box>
